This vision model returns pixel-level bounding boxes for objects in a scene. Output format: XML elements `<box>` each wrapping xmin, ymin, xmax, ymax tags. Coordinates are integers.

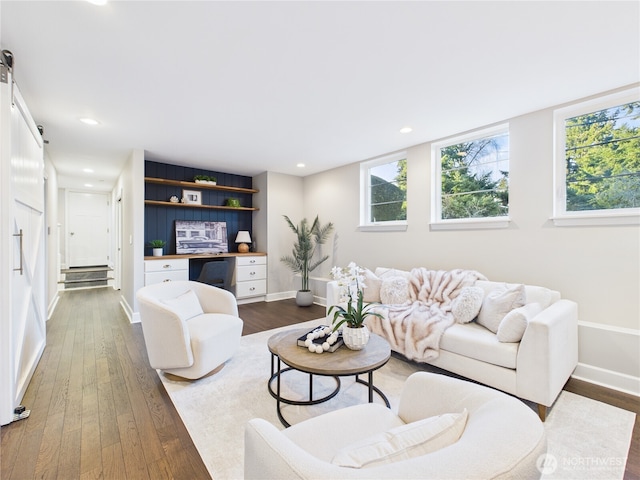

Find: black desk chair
<box><xmin>197</xmin><ymin>261</ymin><xmax>230</xmax><ymax>290</ymax></box>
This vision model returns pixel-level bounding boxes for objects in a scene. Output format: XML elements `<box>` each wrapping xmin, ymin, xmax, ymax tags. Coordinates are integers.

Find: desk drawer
<box><xmin>144</xmin><ymin>259</ymin><xmax>189</xmax><ymax>272</ymax></box>
<box><xmin>144</xmin><ymin>270</ymin><xmax>189</xmax><ymax>285</ymax></box>
<box><xmin>236</xmin><ymin>256</ymin><xmax>266</xmax><ymax>267</ymax></box>
<box><xmin>237</xmin><ymin>264</ymin><xmax>267</xmax><ymax>282</ymax></box>
<box><xmin>236</xmin><ymin>279</ymin><xmax>267</xmax><ymax>298</ymax></box>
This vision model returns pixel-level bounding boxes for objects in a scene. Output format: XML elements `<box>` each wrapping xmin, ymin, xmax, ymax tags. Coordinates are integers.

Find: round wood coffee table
<box><xmin>267</xmin><ymin>327</ymin><xmax>391</xmax><ymax>427</ymax></box>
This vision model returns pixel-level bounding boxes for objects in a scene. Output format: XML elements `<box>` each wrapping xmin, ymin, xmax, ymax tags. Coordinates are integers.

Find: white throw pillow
<box><xmin>162</xmin><ymin>289</ymin><xmax>204</xmax><ymax>321</ymax></box>
<box><xmin>332</xmin><ymin>409</ymin><xmax>468</xmax><ymax>468</ymax></box>
<box><xmin>451</xmin><ymin>286</ymin><xmax>484</xmax><ymax>324</ymax></box>
<box><xmin>477</xmin><ymin>284</ymin><xmax>526</xmax><ymax>333</ymax></box>
<box><xmin>362</xmin><ymin>268</ymin><xmax>382</xmax><ymax>303</ymax></box>
<box><xmin>380</xmin><ymin>276</ymin><xmax>410</xmax><ymax>305</ymax></box>
<box><xmin>497</xmin><ymin>302</ymin><xmax>543</xmax><ymax>343</ymax></box>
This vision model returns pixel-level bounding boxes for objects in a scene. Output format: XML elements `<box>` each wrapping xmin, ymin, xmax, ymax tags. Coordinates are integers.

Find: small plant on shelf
<box><xmin>193</xmin><ymin>175</ymin><xmax>217</xmax><ymax>185</ymax></box>
<box><xmin>147</xmin><ymin>239</ymin><xmax>167</xmax><ymax>257</ymax></box>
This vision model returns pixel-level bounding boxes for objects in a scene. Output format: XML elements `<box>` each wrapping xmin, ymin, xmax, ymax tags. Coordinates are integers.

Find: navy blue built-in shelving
<box><xmin>144</xmin><ymin>160</ymin><xmax>256</xmax><ymax>255</ymax></box>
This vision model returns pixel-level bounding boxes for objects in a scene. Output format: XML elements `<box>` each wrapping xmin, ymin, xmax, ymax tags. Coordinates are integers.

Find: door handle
<box><xmin>13</xmin><ymin>229</ymin><xmax>23</xmax><ymax>275</ymax></box>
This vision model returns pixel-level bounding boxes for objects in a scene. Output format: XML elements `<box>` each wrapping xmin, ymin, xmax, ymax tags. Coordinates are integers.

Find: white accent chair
<box><xmin>245</xmin><ymin>372</ymin><xmax>546</xmax><ymax>479</ymax></box>
<box><xmin>136</xmin><ymin>280</ymin><xmax>243</xmax><ymax>379</ymax></box>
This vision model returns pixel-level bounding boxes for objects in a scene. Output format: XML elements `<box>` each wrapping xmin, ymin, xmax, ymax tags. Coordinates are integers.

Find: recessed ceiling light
<box><xmin>297</xmin><ymin>163</ymin><xmax>305</xmax><ymax>168</ymax></box>
<box><xmin>400</xmin><ymin>127</ymin><xmax>413</xmax><ymax>134</ymax></box>
<box><xmin>87</xmin><ymin>0</ymin><xmax>107</xmax><ymax>5</ymax></box>
<box><xmin>79</xmin><ymin>117</ymin><xmax>100</xmax><ymax>126</ymax></box>
<box><xmin>84</xmin><ymin>184</ymin><xmax>94</xmax><ymax>188</ymax></box>
<box><xmin>83</xmin><ymin>168</ymin><xmax>94</xmax><ymax>173</ymax></box>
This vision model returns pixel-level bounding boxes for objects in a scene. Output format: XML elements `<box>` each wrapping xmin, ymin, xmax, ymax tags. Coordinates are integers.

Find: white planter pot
<box><xmin>296</xmin><ymin>290</ymin><xmax>314</xmax><ymax>307</ymax></box>
<box><xmin>152</xmin><ymin>248</ymin><xmax>163</xmax><ymax>257</ymax></box>
<box><xmin>342</xmin><ymin>325</ymin><xmax>370</xmax><ymax>350</ymax></box>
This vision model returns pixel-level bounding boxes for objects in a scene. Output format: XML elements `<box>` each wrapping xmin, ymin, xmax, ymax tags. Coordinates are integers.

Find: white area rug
<box><xmin>159</xmin><ymin>319</ymin><xmax>635</xmax><ymax>480</ymax></box>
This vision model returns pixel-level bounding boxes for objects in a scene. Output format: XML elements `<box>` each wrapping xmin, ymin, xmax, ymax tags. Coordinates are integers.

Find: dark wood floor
<box><xmin>1</xmin><ymin>287</ymin><xmax>638</xmax><ymax>479</ymax></box>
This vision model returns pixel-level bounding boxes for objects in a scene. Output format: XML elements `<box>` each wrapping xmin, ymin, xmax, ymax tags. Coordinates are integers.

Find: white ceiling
<box><xmin>1</xmin><ymin>1</ymin><xmax>638</xmax><ymax>191</ymax></box>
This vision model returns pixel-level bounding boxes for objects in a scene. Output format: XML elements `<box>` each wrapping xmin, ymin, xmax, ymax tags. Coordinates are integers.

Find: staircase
<box><xmin>59</xmin><ymin>266</ymin><xmax>113</xmax><ymax>290</ymax></box>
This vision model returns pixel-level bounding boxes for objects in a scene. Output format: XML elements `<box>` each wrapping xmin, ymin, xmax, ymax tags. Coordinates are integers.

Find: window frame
<box><xmin>553</xmin><ymin>88</ymin><xmax>640</xmax><ymax>227</ymax></box>
<box><xmin>359</xmin><ymin>151</ymin><xmax>408</xmax><ymax>232</ymax></box>
<box><xmin>430</xmin><ymin>124</ymin><xmax>510</xmax><ymax>231</ymax></box>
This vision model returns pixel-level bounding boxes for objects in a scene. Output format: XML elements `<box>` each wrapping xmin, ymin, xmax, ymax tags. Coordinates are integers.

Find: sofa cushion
<box><xmin>523</xmin><ymin>285</ymin><xmax>559</xmax><ymax>309</ymax></box>
<box><xmin>497</xmin><ymin>303</ymin><xmax>543</xmax><ymax>343</ymax></box>
<box><xmin>161</xmin><ymin>289</ymin><xmax>204</xmax><ymax>321</ymax></box>
<box><xmin>440</xmin><ymin>322</ymin><xmax>518</xmax><ymax>369</ymax></box>
<box><xmin>362</xmin><ymin>268</ymin><xmax>382</xmax><ymax>303</ymax></box>
<box><xmin>451</xmin><ymin>286</ymin><xmax>484</xmax><ymax>324</ymax></box>
<box><xmin>375</xmin><ymin>267</ymin><xmax>412</xmax><ymax>281</ymax></box>
<box><xmin>380</xmin><ymin>276</ymin><xmax>410</xmax><ymax>305</ymax></box>
<box><xmin>331</xmin><ymin>409</ymin><xmax>468</xmax><ymax>468</ymax></box>
<box><xmin>477</xmin><ymin>283</ymin><xmax>526</xmax><ymax>333</ymax></box>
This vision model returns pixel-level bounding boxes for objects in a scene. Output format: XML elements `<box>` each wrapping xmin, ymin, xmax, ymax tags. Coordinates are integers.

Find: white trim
<box><xmin>358</xmin><ymin>222</ymin><xmax>408</xmax><ymax>232</ymax></box>
<box><xmin>553</xmin><ymin>86</ymin><xmax>640</xmax><ymax>221</ymax></box>
<box><xmin>266</xmin><ymin>291</ymin><xmax>295</xmax><ymax>302</ymax></box>
<box><xmin>572</xmin><ymin>364</ymin><xmax>640</xmax><ymax>398</ymax></box>
<box><xmin>551</xmin><ymin>211</ymin><xmax>639</xmax><ymax>227</ymax></box>
<box><xmin>47</xmin><ymin>293</ymin><xmax>60</xmax><ymax>320</ymax></box>
<box><xmin>430</xmin><ymin>217</ymin><xmax>510</xmax><ymax>231</ymax></box>
<box><xmin>578</xmin><ymin>320</ymin><xmax>640</xmax><ymax>337</ymax></box>
<box><xmin>120</xmin><ymin>295</ymin><xmax>135</xmax><ymax>323</ymax></box>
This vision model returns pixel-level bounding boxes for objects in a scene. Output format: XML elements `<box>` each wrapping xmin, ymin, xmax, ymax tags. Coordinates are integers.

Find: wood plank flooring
<box><xmin>1</xmin><ymin>287</ymin><xmax>637</xmax><ymax>479</ymax></box>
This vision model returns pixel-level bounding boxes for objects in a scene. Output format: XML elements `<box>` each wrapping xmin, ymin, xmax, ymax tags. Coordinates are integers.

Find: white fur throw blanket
<box><xmin>368</xmin><ymin>268</ymin><xmax>487</xmax><ymax>362</ymax></box>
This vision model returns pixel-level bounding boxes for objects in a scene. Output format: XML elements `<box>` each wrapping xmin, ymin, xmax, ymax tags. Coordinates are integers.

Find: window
<box><xmin>360</xmin><ymin>153</ymin><xmax>407</xmax><ymax>231</ymax></box>
<box><xmin>431</xmin><ymin>125</ymin><xmax>509</xmax><ymax>229</ymax></box>
<box><xmin>554</xmin><ymin>88</ymin><xmax>640</xmax><ymax>225</ymax></box>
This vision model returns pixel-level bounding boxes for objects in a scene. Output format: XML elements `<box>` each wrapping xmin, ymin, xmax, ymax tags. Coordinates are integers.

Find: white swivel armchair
<box><xmin>137</xmin><ymin>280</ymin><xmax>243</xmax><ymax>379</ymax></box>
<box><xmin>245</xmin><ymin>372</ymin><xmax>546</xmax><ymax>479</ymax></box>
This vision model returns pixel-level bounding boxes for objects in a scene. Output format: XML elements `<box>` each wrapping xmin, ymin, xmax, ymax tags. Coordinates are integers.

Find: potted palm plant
<box><xmin>280</xmin><ymin>215</ymin><xmax>334</xmax><ymax>307</ymax></box>
<box><xmin>328</xmin><ymin>262</ymin><xmax>384</xmax><ymax>349</ymax></box>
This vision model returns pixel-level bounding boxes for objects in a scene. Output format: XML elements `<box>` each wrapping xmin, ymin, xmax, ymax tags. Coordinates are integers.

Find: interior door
<box><xmin>68</xmin><ymin>191</ymin><xmax>109</xmax><ymax>267</ymax></box>
<box><xmin>0</xmin><ymin>66</ymin><xmax>46</xmax><ymax>425</ymax></box>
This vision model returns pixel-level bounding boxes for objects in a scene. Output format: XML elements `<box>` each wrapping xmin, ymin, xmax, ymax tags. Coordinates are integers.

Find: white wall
<box><xmin>299</xmin><ymin>96</ymin><xmax>640</xmax><ymax>395</ymax></box>
<box><xmin>256</xmin><ymin>171</ymin><xmax>307</xmax><ymax>299</ymax></box>
<box><xmin>117</xmin><ymin>149</ymin><xmax>145</xmax><ymax>322</ymax></box>
<box><xmin>44</xmin><ymin>155</ymin><xmax>59</xmax><ymax>317</ymax></box>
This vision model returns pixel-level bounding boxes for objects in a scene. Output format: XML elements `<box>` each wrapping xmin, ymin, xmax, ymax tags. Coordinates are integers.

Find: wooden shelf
<box><xmin>145</xmin><ymin>177</ymin><xmax>259</xmax><ymax>194</ymax></box>
<box><xmin>144</xmin><ymin>200</ymin><xmax>258</xmax><ymax>211</ymax></box>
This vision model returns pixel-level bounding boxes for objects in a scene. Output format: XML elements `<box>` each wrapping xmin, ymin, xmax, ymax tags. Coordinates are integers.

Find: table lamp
<box><xmin>235</xmin><ymin>231</ymin><xmax>251</xmax><ymax>253</ymax></box>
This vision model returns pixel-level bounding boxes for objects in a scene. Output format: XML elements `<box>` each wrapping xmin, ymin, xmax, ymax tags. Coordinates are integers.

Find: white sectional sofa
<box><xmin>326</xmin><ymin>267</ymin><xmax>579</xmax><ymax>419</ymax></box>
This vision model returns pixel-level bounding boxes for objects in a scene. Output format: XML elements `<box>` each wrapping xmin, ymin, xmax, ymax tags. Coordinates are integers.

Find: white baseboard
<box><xmin>120</xmin><ymin>295</ymin><xmax>139</xmax><ymax>323</ymax></box>
<box><xmin>574</xmin><ymin>321</ymin><xmax>640</xmax><ymax>397</ymax></box>
<box><xmin>572</xmin><ymin>363</ymin><xmax>640</xmax><ymax>397</ymax></box>
<box><xmin>47</xmin><ymin>293</ymin><xmax>60</xmax><ymax>320</ymax></box>
<box><xmin>266</xmin><ymin>291</ymin><xmax>295</xmax><ymax>302</ymax></box>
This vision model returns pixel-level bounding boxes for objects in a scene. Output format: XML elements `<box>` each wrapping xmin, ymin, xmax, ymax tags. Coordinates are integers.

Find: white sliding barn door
<box><xmin>0</xmin><ymin>65</ymin><xmax>46</xmax><ymax>425</ymax></box>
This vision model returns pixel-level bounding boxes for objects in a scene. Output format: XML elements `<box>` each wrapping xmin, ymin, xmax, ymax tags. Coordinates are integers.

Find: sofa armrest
<box><xmin>516</xmin><ymin>299</ymin><xmax>579</xmax><ymax>406</ymax></box>
<box><xmin>137</xmin><ymin>298</ymin><xmax>193</xmax><ymax>369</ymax></box>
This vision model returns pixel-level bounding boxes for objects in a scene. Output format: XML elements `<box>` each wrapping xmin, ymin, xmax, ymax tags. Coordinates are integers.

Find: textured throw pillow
<box><xmin>332</xmin><ymin>409</ymin><xmax>468</xmax><ymax>469</ymax></box>
<box><xmin>497</xmin><ymin>302</ymin><xmax>543</xmax><ymax>343</ymax></box>
<box><xmin>362</xmin><ymin>268</ymin><xmax>382</xmax><ymax>303</ymax></box>
<box><xmin>477</xmin><ymin>284</ymin><xmax>526</xmax><ymax>333</ymax></box>
<box><xmin>451</xmin><ymin>286</ymin><xmax>484</xmax><ymax>324</ymax></box>
<box><xmin>380</xmin><ymin>276</ymin><xmax>410</xmax><ymax>305</ymax></box>
<box><xmin>161</xmin><ymin>289</ymin><xmax>204</xmax><ymax>321</ymax></box>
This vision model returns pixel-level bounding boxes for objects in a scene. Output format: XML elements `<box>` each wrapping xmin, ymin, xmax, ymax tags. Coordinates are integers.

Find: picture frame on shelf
<box><xmin>182</xmin><ymin>189</ymin><xmax>202</xmax><ymax>205</ymax></box>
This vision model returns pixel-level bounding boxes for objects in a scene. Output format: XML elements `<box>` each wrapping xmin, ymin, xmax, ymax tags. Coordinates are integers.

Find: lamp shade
<box><xmin>235</xmin><ymin>231</ymin><xmax>251</xmax><ymax>244</ymax></box>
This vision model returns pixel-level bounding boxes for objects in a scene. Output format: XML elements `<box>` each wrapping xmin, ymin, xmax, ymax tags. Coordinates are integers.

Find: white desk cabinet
<box><xmin>234</xmin><ymin>256</ymin><xmax>267</xmax><ymax>300</ymax></box>
<box><xmin>144</xmin><ymin>258</ymin><xmax>189</xmax><ymax>285</ymax></box>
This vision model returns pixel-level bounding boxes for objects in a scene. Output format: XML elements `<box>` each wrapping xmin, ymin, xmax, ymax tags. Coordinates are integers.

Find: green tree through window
<box><xmin>439</xmin><ymin>132</ymin><xmax>509</xmax><ymax>220</ymax></box>
<box><xmin>369</xmin><ymin>159</ymin><xmax>407</xmax><ymax>222</ymax></box>
<box><xmin>565</xmin><ymin>101</ymin><xmax>640</xmax><ymax>211</ymax></box>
